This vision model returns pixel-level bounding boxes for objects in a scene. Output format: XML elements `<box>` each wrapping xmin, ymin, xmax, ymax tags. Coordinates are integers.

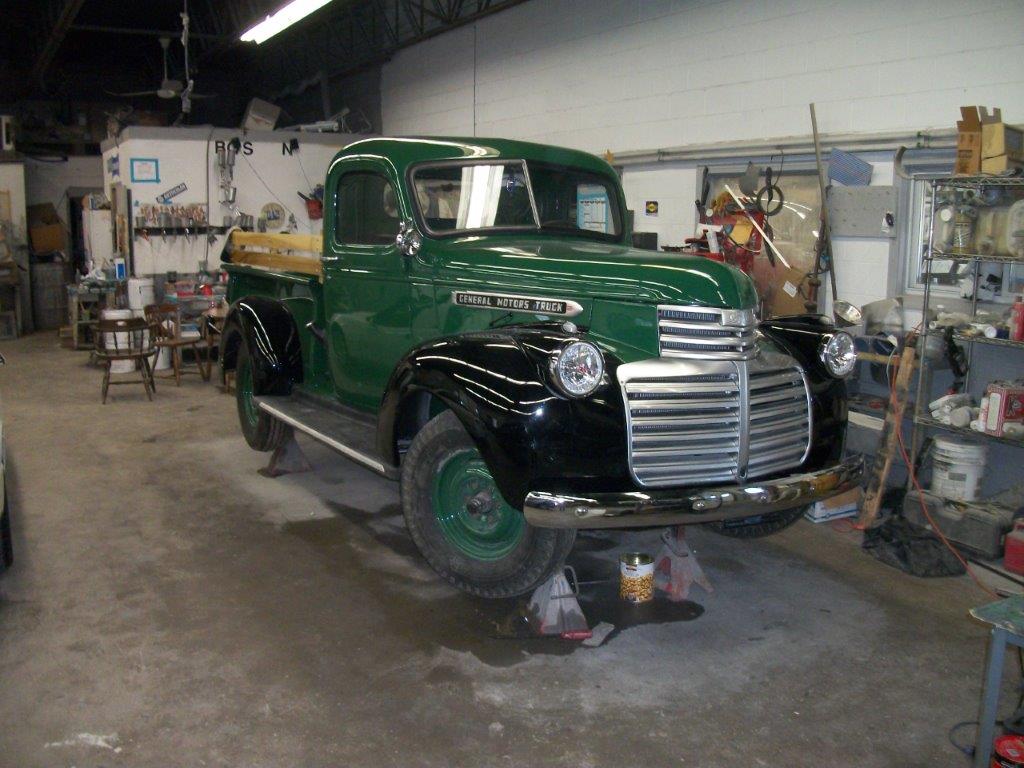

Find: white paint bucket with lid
<box><xmin>102</xmin><ymin>309</ymin><xmax>135</xmax><ymax>374</ymax></box>
<box><xmin>127</xmin><ymin>277</ymin><xmax>155</xmax><ymax>311</ymax></box>
<box><xmin>931</xmin><ymin>437</ymin><xmax>987</xmax><ymax>502</ymax></box>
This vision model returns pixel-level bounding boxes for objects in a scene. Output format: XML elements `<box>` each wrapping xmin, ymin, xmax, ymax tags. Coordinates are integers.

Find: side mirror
<box><xmin>396</xmin><ymin>220</ymin><xmax>422</xmax><ymax>258</ymax></box>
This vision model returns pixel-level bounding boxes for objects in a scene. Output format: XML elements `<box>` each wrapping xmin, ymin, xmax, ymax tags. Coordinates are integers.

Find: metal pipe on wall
<box><xmin>611</xmin><ymin>129</ymin><xmax>957</xmax><ymax>167</ymax></box>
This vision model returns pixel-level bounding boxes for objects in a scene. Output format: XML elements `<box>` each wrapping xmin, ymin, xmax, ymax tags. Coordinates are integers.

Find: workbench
<box><xmin>67</xmin><ymin>281</ymin><xmax>122</xmax><ymax>350</ymax></box>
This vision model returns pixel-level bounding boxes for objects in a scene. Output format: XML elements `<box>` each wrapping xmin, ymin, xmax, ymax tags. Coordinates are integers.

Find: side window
<box><xmin>335</xmin><ymin>172</ymin><xmax>400</xmax><ymax>246</ymax></box>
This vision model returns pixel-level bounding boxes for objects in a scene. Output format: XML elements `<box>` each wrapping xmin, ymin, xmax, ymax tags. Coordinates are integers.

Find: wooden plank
<box><xmin>858</xmin><ymin>337</ymin><xmax>917</xmax><ymax>528</ymax></box>
<box><xmin>229</xmin><ymin>248</ymin><xmax>323</xmax><ymax>279</ymax></box>
<box><xmin>229</xmin><ymin>231</ymin><xmax>322</xmax><ymax>254</ymax></box>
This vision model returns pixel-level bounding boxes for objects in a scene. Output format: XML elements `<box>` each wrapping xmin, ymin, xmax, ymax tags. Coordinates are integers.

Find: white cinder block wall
<box><xmin>382</xmin><ymin>0</ymin><xmax>1024</xmax><ymax>308</ymax></box>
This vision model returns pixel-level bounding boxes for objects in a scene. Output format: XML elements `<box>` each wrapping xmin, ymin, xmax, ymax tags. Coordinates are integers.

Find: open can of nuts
<box><xmin>619</xmin><ymin>552</ymin><xmax>655</xmax><ymax>603</ymax></box>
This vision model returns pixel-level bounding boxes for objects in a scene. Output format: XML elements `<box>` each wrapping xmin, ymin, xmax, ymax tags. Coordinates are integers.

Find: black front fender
<box><xmin>378</xmin><ymin>326</ymin><xmax>630</xmax><ymax>509</ymax></box>
<box><xmin>221</xmin><ymin>296</ymin><xmax>304</xmax><ymax>396</ymax></box>
<box><xmin>760</xmin><ymin>314</ymin><xmax>848</xmax><ymax>466</ymax></box>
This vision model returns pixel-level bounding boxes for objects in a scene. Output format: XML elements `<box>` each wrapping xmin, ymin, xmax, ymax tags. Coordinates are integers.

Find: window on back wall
<box><xmin>705</xmin><ymin>170</ymin><xmax>822</xmax><ymax>318</ymax></box>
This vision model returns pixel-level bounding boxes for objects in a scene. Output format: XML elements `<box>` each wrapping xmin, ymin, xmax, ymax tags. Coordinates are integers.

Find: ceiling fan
<box><xmin>107</xmin><ymin>3</ymin><xmax>214</xmax><ymax>114</ymax></box>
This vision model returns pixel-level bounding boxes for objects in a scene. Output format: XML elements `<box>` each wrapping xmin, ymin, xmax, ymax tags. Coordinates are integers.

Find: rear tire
<box><xmin>706</xmin><ymin>506</ymin><xmax>806</xmax><ymax>538</ymax></box>
<box><xmin>401</xmin><ymin>411</ymin><xmax>575</xmax><ymax>598</ymax></box>
<box><xmin>235</xmin><ymin>342</ymin><xmax>293</xmax><ymax>452</ymax></box>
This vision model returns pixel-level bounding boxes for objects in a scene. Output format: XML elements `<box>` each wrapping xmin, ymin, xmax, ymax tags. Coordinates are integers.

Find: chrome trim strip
<box><xmin>523</xmin><ymin>456</ymin><xmax>864</xmax><ymax>529</ymax></box>
<box><xmin>256</xmin><ymin>400</ymin><xmax>389</xmax><ymax>476</ymax></box>
<box><xmin>736</xmin><ymin>358</ymin><xmax>751</xmax><ymax>478</ymax></box>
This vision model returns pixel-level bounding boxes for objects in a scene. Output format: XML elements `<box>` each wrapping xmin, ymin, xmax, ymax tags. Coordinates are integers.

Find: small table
<box><xmin>68</xmin><ymin>281</ymin><xmax>122</xmax><ymax>350</ymax></box>
<box><xmin>970</xmin><ymin>595</ymin><xmax>1024</xmax><ymax>767</ymax></box>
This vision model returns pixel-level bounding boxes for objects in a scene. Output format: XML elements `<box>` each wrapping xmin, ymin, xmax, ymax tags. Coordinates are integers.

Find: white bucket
<box><xmin>931</xmin><ymin>437</ymin><xmax>987</xmax><ymax>502</ymax></box>
<box><xmin>127</xmin><ymin>277</ymin><xmax>155</xmax><ymax>311</ymax></box>
<box><xmin>129</xmin><ymin>309</ymin><xmax>169</xmax><ymax>371</ymax></box>
<box><xmin>102</xmin><ymin>309</ymin><xmax>135</xmax><ymax>374</ymax></box>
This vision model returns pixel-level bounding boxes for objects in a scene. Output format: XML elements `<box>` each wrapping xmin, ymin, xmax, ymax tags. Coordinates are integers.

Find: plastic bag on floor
<box><xmin>862</xmin><ymin>516</ymin><xmax>965</xmax><ymax>577</ymax></box>
<box><xmin>527</xmin><ymin>571</ymin><xmax>590</xmax><ymax>639</ymax></box>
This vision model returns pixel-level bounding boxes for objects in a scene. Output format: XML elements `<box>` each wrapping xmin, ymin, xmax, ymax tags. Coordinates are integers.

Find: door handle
<box><xmin>321</xmin><ymin>255</ymin><xmax>341</xmax><ymax>262</ymax></box>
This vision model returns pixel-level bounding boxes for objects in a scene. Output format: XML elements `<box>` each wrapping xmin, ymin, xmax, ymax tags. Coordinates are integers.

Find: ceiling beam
<box><xmin>31</xmin><ymin>0</ymin><xmax>88</xmax><ymax>87</ymax></box>
<box><xmin>69</xmin><ymin>24</ymin><xmax>230</xmax><ymax>42</ymax></box>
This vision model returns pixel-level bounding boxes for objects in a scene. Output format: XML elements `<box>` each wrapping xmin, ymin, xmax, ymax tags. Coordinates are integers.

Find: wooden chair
<box><xmin>95</xmin><ymin>316</ymin><xmax>156</xmax><ymax>403</ymax></box>
<box><xmin>144</xmin><ymin>304</ymin><xmax>211</xmax><ymax>386</ymax></box>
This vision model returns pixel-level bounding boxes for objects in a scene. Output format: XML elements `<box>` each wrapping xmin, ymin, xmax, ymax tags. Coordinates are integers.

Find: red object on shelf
<box><xmin>304</xmin><ymin>197</ymin><xmax>323</xmax><ymax>220</ymax></box>
<box><xmin>1011</xmin><ymin>295</ymin><xmax>1024</xmax><ymax>342</ymax></box>
<box><xmin>993</xmin><ymin>733</ymin><xmax>1024</xmax><ymax>767</ymax></box>
<box><xmin>1004</xmin><ymin>520</ymin><xmax>1024</xmax><ymax>576</ymax></box>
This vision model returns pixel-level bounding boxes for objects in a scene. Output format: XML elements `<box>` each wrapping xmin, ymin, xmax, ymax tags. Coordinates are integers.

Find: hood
<box><xmin>431</xmin><ymin>235</ymin><xmax>758</xmax><ymax>309</ymax></box>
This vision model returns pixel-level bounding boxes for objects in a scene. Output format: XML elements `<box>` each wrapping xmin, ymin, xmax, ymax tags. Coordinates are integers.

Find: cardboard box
<box><xmin>29</xmin><ymin>223</ymin><xmax>65</xmax><ymax>254</ymax></box>
<box><xmin>981</xmin><ymin>154</ymin><xmax>1024</xmax><ymax>174</ymax></box>
<box><xmin>806</xmin><ymin>486</ymin><xmax>861</xmax><ymax>523</ymax></box>
<box><xmin>955</xmin><ymin>106</ymin><xmax>983</xmax><ymax>175</ymax></box>
<box><xmin>985</xmin><ymin>382</ymin><xmax>1024</xmax><ymax>437</ymax></box>
<box><xmin>981</xmin><ymin>107</ymin><xmax>1024</xmax><ymax>159</ymax></box>
<box><xmin>27</xmin><ymin>203</ymin><xmax>66</xmax><ymax>254</ymax></box>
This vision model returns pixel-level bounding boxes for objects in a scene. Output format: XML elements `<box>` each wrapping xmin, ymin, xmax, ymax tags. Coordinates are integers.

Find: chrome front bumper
<box><xmin>523</xmin><ymin>456</ymin><xmax>864</xmax><ymax>529</ymax></box>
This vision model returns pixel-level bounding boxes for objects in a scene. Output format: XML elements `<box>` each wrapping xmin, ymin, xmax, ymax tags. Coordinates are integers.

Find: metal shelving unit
<box><xmin>911</xmin><ymin>175</ymin><xmax>1024</xmax><ymax>458</ymax></box>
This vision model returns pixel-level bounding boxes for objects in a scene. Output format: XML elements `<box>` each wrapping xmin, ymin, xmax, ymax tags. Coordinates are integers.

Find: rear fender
<box><xmin>221</xmin><ymin>296</ymin><xmax>304</xmax><ymax>396</ymax></box>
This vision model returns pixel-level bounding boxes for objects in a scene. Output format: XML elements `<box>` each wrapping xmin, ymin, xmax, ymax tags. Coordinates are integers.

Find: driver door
<box><xmin>323</xmin><ymin>160</ymin><xmax>423</xmax><ymax>412</ymax></box>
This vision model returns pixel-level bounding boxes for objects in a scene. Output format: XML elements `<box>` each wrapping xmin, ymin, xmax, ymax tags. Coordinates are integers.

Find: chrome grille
<box><xmin>658</xmin><ymin>305</ymin><xmax>758</xmax><ymax>360</ymax></box>
<box><xmin>619</xmin><ymin>356</ymin><xmax>811</xmax><ymax>488</ymax></box>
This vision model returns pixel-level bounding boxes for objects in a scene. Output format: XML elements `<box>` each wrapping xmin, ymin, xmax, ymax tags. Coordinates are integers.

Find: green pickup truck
<box><xmin>221</xmin><ymin>136</ymin><xmax>863</xmax><ymax>598</ymax></box>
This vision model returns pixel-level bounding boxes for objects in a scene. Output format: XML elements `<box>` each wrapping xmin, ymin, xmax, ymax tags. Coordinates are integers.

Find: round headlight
<box><xmin>820</xmin><ymin>331</ymin><xmax>857</xmax><ymax>378</ymax></box>
<box><xmin>551</xmin><ymin>341</ymin><xmax>604</xmax><ymax>397</ymax></box>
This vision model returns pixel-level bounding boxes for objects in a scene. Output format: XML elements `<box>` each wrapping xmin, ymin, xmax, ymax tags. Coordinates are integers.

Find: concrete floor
<box><xmin>0</xmin><ymin>332</ymin><xmax>1013</xmax><ymax>767</ymax></box>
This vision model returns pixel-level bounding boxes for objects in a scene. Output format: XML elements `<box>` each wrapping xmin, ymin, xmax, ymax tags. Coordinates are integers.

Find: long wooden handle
<box><xmin>858</xmin><ymin>338</ymin><xmax>917</xmax><ymax>528</ymax></box>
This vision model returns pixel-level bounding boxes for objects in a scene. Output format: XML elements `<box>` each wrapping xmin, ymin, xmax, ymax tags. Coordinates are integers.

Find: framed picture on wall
<box><xmin>129</xmin><ymin>158</ymin><xmax>160</xmax><ymax>183</ymax></box>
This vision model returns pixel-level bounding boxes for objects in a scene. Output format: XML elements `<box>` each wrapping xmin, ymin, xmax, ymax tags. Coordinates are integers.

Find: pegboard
<box><xmin>827</xmin><ymin>186</ymin><xmax>897</xmax><ymax>238</ymax></box>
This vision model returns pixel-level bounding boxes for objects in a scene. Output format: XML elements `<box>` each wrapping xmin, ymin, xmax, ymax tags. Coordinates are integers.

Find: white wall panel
<box><xmin>381</xmin><ymin>0</ymin><xmax>1024</xmax><ymax>308</ymax></box>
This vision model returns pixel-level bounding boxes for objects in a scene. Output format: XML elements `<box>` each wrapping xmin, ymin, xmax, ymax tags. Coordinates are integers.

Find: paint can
<box><xmin>931</xmin><ymin>436</ymin><xmax>987</xmax><ymax>502</ymax></box>
<box><xmin>992</xmin><ymin>734</ymin><xmax>1024</xmax><ymax>767</ymax></box>
<box><xmin>619</xmin><ymin>552</ymin><xmax>654</xmax><ymax>603</ymax></box>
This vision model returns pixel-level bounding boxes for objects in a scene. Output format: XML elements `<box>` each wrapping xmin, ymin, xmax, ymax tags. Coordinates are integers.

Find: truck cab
<box><xmin>221</xmin><ymin>136</ymin><xmax>862</xmax><ymax>598</ymax></box>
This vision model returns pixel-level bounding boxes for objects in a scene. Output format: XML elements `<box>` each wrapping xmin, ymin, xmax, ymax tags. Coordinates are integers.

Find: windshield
<box><xmin>411</xmin><ymin>160</ymin><xmax>622</xmax><ymax>240</ymax></box>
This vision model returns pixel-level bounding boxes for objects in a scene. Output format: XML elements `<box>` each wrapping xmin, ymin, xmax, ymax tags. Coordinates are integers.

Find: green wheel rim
<box><xmin>238</xmin><ymin>355</ymin><xmax>259</xmax><ymax>428</ymax></box>
<box><xmin>431</xmin><ymin>448</ymin><xmax>524</xmax><ymax>561</ymax></box>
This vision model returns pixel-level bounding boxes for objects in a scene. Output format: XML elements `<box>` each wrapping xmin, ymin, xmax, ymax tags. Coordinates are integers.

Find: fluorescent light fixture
<box><xmin>240</xmin><ymin>0</ymin><xmax>333</xmax><ymax>44</ymax></box>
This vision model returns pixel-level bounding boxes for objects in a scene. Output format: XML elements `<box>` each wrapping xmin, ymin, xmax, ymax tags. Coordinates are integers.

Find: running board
<box><xmin>255</xmin><ymin>395</ymin><xmax>395</xmax><ymax>478</ymax></box>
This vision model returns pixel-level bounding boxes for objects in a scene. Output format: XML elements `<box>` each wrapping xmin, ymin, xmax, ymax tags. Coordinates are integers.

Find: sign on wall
<box><xmin>645</xmin><ymin>200</ymin><xmax>659</xmax><ymax>216</ymax></box>
<box><xmin>129</xmin><ymin>158</ymin><xmax>160</xmax><ymax>183</ymax></box>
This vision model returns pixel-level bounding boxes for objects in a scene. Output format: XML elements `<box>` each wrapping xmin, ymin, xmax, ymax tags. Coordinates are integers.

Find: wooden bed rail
<box><xmin>225</xmin><ymin>231</ymin><xmax>323</xmax><ymax>279</ymax></box>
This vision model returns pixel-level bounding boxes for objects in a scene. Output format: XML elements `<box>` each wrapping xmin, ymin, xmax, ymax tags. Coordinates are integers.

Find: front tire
<box><xmin>235</xmin><ymin>343</ymin><xmax>292</xmax><ymax>452</ymax></box>
<box><xmin>401</xmin><ymin>411</ymin><xmax>575</xmax><ymax>598</ymax></box>
<box><xmin>706</xmin><ymin>506</ymin><xmax>806</xmax><ymax>538</ymax></box>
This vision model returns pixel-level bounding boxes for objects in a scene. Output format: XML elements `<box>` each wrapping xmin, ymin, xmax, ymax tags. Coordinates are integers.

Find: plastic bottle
<box><xmin>1006</xmin><ymin>520</ymin><xmax>1024</xmax><ymax>575</ymax></box>
<box><xmin>1012</xmin><ymin>296</ymin><xmax>1024</xmax><ymax>342</ymax></box>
